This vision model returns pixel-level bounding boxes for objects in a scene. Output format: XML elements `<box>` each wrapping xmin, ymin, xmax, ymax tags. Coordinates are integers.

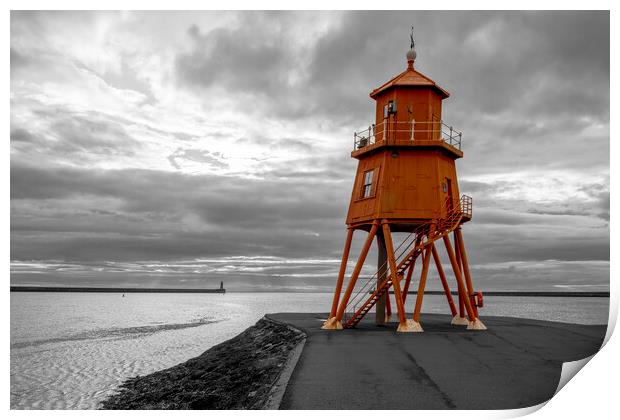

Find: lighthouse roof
<box><xmin>370</xmin><ymin>66</ymin><xmax>450</xmax><ymax>99</ymax></box>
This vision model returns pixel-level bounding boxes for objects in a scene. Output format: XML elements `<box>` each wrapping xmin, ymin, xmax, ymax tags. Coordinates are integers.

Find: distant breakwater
<box><xmin>10</xmin><ymin>286</ymin><xmax>225</xmax><ymax>293</ymax></box>
<box><xmin>394</xmin><ymin>291</ymin><xmax>610</xmax><ymax>298</ymax></box>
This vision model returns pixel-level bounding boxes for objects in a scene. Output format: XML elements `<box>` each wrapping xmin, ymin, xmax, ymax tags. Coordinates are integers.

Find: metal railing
<box><xmin>460</xmin><ymin>195</ymin><xmax>472</xmax><ymax>219</ymax></box>
<box><xmin>353</xmin><ymin>120</ymin><xmax>462</xmax><ymax>151</ymax></box>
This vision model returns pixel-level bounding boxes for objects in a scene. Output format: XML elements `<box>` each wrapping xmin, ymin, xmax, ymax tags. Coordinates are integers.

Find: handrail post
<box><xmin>382</xmin><ymin>120</ymin><xmax>386</xmax><ymax>142</ymax></box>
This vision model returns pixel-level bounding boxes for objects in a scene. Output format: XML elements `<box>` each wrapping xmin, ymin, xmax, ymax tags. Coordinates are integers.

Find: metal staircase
<box><xmin>342</xmin><ymin>195</ymin><xmax>472</xmax><ymax>328</ymax></box>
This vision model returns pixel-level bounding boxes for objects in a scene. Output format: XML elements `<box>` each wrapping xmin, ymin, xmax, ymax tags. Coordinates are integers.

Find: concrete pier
<box><xmin>269</xmin><ymin>313</ymin><xmax>606</xmax><ymax>410</ymax></box>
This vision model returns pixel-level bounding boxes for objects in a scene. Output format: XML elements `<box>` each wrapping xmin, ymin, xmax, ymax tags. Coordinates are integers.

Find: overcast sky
<box><xmin>10</xmin><ymin>11</ymin><xmax>609</xmax><ymax>292</ymax></box>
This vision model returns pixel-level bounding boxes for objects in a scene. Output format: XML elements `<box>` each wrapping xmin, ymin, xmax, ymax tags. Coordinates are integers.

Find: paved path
<box><xmin>268</xmin><ymin>313</ymin><xmax>606</xmax><ymax>410</ymax></box>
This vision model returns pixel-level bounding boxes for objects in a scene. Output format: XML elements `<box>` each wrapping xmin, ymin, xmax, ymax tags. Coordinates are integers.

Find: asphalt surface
<box><xmin>268</xmin><ymin>313</ymin><xmax>606</xmax><ymax>410</ymax></box>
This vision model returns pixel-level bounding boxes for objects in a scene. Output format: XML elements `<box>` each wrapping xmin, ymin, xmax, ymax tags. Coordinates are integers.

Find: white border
<box><xmin>4</xmin><ymin>2</ymin><xmax>616</xmax><ymax>419</ymax></box>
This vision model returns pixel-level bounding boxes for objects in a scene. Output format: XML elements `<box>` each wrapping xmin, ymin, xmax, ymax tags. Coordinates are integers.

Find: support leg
<box><xmin>323</xmin><ymin>228</ymin><xmax>354</xmax><ymax>329</ymax></box>
<box><xmin>375</xmin><ymin>233</ymin><xmax>388</xmax><ymax>325</ymax></box>
<box><xmin>402</xmin><ymin>264</ymin><xmax>415</xmax><ymax>305</ymax></box>
<box><xmin>330</xmin><ymin>222</ymin><xmax>379</xmax><ymax>328</ymax></box>
<box><xmin>453</xmin><ymin>231</ymin><xmax>467</xmax><ymax>325</ymax></box>
<box><xmin>385</xmin><ymin>289</ymin><xmax>392</xmax><ymax>322</ymax></box>
<box><xmin>431</xmin><ymin>243</ymin><xmax>457</xmax><ymax>317</ymax></box>
<box><xmin>455</xmin><ymin>228</ymin><xmax>479</xmax><ymax>318</ymax></box>
<box><xmin>458</xmin><ymin>292</ymin><xmax>465</xmax><ymax>319</ymax></box>
<box><xmin>412</xmin><ymin>244</ymin><xmax>433</xmax><ymax>324</ymax></box>
<box><xmin>382</xmin><ymin>221</ymin><xmax>417</xmax><ymax>332</ymax></box>
<box><xmin>442</xmin><ymin>235</ymin><xmax>479</xmax><ymax>327</ymax></box>
<box><xmin>454</xmin><ymin>229</ymin><xmax>485</xmax><ymax>330</ymax></box>
<box><xmin>402</xmin><ymin>237</ymin><xmax>421</xmax><ymax>305</ymax></box>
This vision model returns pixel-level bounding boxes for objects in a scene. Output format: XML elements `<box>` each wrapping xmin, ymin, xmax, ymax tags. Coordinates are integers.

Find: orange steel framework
<box><xmin>323</xmin><ymin>33</ymin><xmax>486</xmax><ymax>332</ymax></box>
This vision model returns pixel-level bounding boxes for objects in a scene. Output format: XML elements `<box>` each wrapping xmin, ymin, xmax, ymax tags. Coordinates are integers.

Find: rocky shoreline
<box><xmin>100</xmin><ymin>316</ymin><xmax>307</xmax><ymax>409</ymax></box>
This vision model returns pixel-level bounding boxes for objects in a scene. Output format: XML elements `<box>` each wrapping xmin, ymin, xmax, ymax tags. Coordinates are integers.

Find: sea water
<box><xmin>10</xmin><ymin>292</ymin><xmax>609</xmax><ymax>409</ymax></box>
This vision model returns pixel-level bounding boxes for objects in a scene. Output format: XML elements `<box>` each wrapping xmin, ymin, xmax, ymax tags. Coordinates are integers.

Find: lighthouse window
<box><xmin>361</xmin><ymin>169</ymin><xmax>374</xmax><ymax>198</ymax></box>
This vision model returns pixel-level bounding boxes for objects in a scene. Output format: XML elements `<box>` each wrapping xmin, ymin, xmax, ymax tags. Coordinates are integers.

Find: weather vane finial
<box><xmin>406</xmin><ymin>26</ymin><xmax>417</xmax><ymax>69</ymax></box>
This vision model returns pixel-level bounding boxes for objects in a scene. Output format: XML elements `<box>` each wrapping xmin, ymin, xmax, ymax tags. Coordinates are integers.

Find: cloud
<box><xmin>10</xmin><ymin>159</ymin><xmax>609</xmax><ymax>291</ymax></box>
<box><xmin>10</xmin><ymin>162</ymin><xmax>349</xmax><ymax>264</ymax></box>
<box><xmin>176</xmin><ymin>22</ymin><xmax>290</xmax><ymax>94</ymax></box>
<box><xmin>460</xmin><ymin>173</ymin><xmax>610</xmax><ymax>222</ymax></box>
<box><xmin>10</xmin><ymin>47</ymin><xmax>29</xmax><ymax>70</ymax></box>
<box><xmin>174</xmin><ymin>11</ymin><xmax>374</xmax><ymax>122</ymax></box>
<box><xmin>11</xmin><ymin>109</ymin><xmax>143</xmax><ymax>167</ymax></box>
<box><xmin>10</xmin><ymin>11</ymin><xmax>609</xmax><ymax>291</ymax></box>
<box><xmin>167</xmin><ymin>148</ymin><xmax>229</xmax><ymax>170</ymax></box>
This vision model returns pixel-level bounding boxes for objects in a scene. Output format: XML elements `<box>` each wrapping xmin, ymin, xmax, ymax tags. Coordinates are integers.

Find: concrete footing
<box><xmin>397</xmin><ymin>319</ymin><xmax>424</xmax><ymax>333</ymax></box>
<box><xmin>467</xmin><ymin>318</ymin><xmax>487</xmax><ymax>330</ymax></box>
<box><xmin>321</xmin><ymin>317</ymin><xmax>343</xmax><ymax>330</ymax></box>
<box><xmin>451</xmin><ymin>315</ymin><xmax>469</xmax><ymax>325</ymax></box>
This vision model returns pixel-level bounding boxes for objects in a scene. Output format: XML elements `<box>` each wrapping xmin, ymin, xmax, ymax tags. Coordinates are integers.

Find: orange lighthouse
<box><xmin>323</xmin><ymin>30</ymin><xmax>486</xmax><ymax>332</ymax></box>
